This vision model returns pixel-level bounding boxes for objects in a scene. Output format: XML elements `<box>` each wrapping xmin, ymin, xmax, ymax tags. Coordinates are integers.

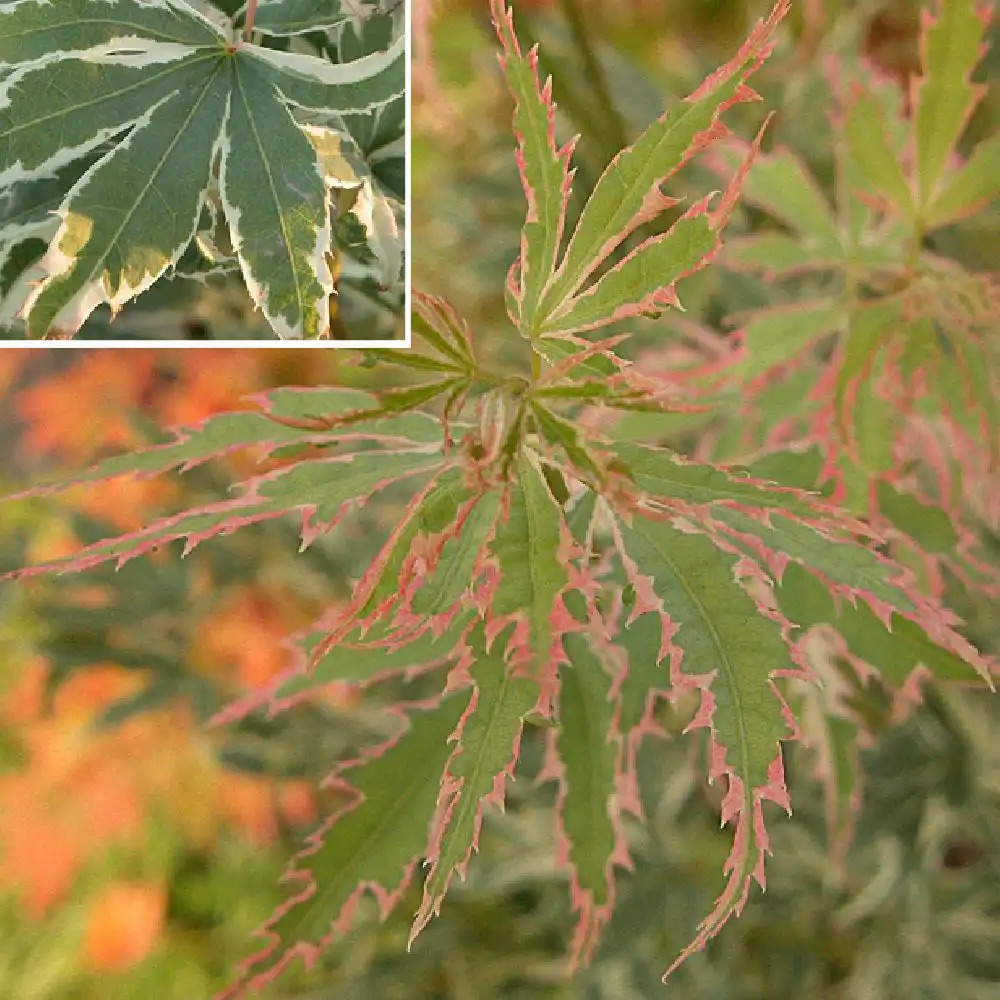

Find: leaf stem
<box><xmin>243</xmin><ymin>0</ymin><xmax>259</xmax><ymax>41</ymax></box>
<box><xmin>530</xmin><ymin>344</ymin><xmax>542</xmax><ymax>383</ymax></box>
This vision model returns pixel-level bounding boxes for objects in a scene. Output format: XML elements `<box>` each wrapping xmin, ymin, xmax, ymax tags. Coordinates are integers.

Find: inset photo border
<box><xmin>0</xmin><ymin>0</ymin><xmax>410</xmax><ymax>347</ymax></box>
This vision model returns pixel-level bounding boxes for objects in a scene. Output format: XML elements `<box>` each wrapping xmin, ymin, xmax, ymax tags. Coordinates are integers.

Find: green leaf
<box><xmin>541</xmin><ymin>214</ymin><xmax>717</xmax><ymax>335</ymax></box>
<box><xmin>410</xmin><ymin>489</ymin><xmax>504</xmax><ymax>617</ymax></box>
<box><xmin>491</xmin><ymin>457</ymin><xmax>569</xmax><ymax>654</ymax></box>
<box><xmin>531</xmin><ymin>402</ymin><xmax>602</xmax><ymax>478</ymax></box>
<box><xmin>617</xmin><ymin>514</ymin><xmax>795</xmax><ymax>967</ymax></box>
<box><xmin>255</xmin><ymin>692</ymin><xmax>472</xmax><ymax>974</ymax></box>
<box><xmin>925</xmin><ymin>131</ymin><xmax>1000</xmax><ymax>226</ymax></box>
<box><xmin>533</xmin><ymin>3</ymin><xmax>786</xmax><ymax>326</ymax></box>
<box><xmin>244</xmin><ymin>0</ymin><xmax>354</xmax><ymax>36</ymax></box>
<box><xmin>615</xmin><ymin>605</ymin><xmax>666</xmax><ymax>767</ymax></box>
<box><xmin>721</xmin><ymin>146</ymin><xmax>840</xmax><ymax>248</ymax></box>
<box><xmin>411</xmin><ymin>292</ymin><xmax>477</xmax><ymax>370</ymax></box>
<box><xmin>613</xmin><ymin>441</ymin><xmax>824</xmax><ymax>518</ymax></box>
<box><xmin>775</xmin><ymin>563</ymin><xmax>983</xmax><ymax>687</ymax></box>
<box><xmin>251</xmin><ymin>450</ymin><xmax>444</xmax><ymax>532</ymax></box>
<box><xmin>410</xmin><ymin>631</ymin><xmax>540</xmax><ymax>943</ymax></box>
<box><xmin>275</xmin><ymin>613</ymin><xmax>475</xmax><ymax>702</ymax></box>
<box><xmin>219</xmin><ymin>56</ymin><xmax>332</xmax><ymax>339</ymax></box>
<box><xmin>491</xmin><ymin>0</ymin><xmax>573</xmax><ymax>336</ymax></box>
<box><xmin>0</xmin><ymin>0</ymin><xmax>404</xmax><ymax>339</ymax></box>
<box><xmin>0</xmin><ymin>0</ymin><xmax>220</xmax><ymax>65</ymax></box>
<box><xmin>359</xmin><ymin>468</ymin><xmax>472</xmax><ymax>617</ymax></box>
<box><xmin>557</xmin><ymin>632</ymin><xmax>620</xmax><ymax>960</ymax></box>
<box><xmin>712</xmin><ymin>508</ymin><xmax>917</xmax><ymax>612</ymax></box>
<box><xmin>844</xmin><ymin>89</ymin><xmax>914</xmax><ymax>216</ymax></box>
<box><xmin>913</xmin><ymin>0</ymin><xmax>988</xmax><ymax>208</ymax></box>
<box><xmin>734</xmin><ymin>300</ymin><xmax>844</xmax><ymax>381</ymax></box>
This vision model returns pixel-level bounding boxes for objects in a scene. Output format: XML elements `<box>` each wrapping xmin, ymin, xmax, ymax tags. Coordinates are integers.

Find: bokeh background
<box><xmin>1</xmin><ymin>0</ymin><xmax>999</xmax><ymax>997</ymax></box>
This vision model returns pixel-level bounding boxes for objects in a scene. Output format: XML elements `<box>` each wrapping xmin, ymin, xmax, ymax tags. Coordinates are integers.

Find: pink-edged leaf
<box><xmin>776</xmin><ymin>562</ymin><xmax>992</xmax><ymax>690</ymax></box>
<box><xmin>408</xmin><ymin>488</ymin><xmax>503</xmax><ymax>617</ymax></box>
<box><xmin>535</xmin><ymin>0</ymin><xmax>790</xmax><ymax>326</ymax></box>
<box><xmin>613</xmin><ymin>513</ymin><xmax>800</xmax><ymax>980</ymax></box>
<box><xmin>550</xmin><ymin>631</ymin><xmax>630</xmax><ymax>968</ymax></box>
<box><xmin>490</xmin><ymin>0</ymin><xmax>575</xmax><ymax>336</ymax></box>
<box><xmin>490</xmin><ymin>455</ymin><xmax>570</xmax><ymax>658</ymax></box>
<box><xmin>531</xmin><ymin>401</ymin><xmax>603</xmax><ymax>479</ymax></box>
<box><xmin>612</xmin><ymin>598</ymin><xmax>669</xmax><ymax>814</ymax></box>
<box><xmin>729</xmin><ymin>298</ymin><xmax>845</xmax><ymax>383</ymax></box>
<box><xmin>8</xmin><ymin>450</ymin><xmax>443</xmax><ymax>580</ymax></box>
<box><xmin>221</xmin><ymin>692</ymin><xmax>471</xmax><ymax>998</ymax></box>
<box><xmin>613</xmin><ymin>440</ymin><xmax>827</xmax><ymax>519</ymax></box>
<box><xmin>925</xmin><ymin>131</ymin><xmax>1000</xmax><ymax>226</ymax></box>
<box><xmin>540</xmin><ymin>213</ymin><xmax>716</xmax><ymax>336</ymax></box>
<box><xmin>409</xmin><ymin>627</ymin><xmax>541</xmax><ymax>944</ymax></box>
<box><xmin>5</xmin><ymin>500</ymin><xmax>282</xmax><ymax>579</ymax></box>
<box><xmin>410</xmin><ymin>291</ymin><xmax>477</xmax><ymax>369</ymax></box>
<box><xmin>710</xmin><ymin>507</ymin><xmax>918</xmax><ymax>612</ymax></box>
<box><xmin>843</xmin><ymin>86</ymin><xmax>914</xmax><ymax>216</ymax></box>
<box><xmin>264</xmin><ymin>612</ymin><xmax>477</xmax><ymax>712</ymax></box>
<box><xmin>1</xmin><ymin>386</ymin><xmax>376</xmax><ymax>501</ymax></box>
<box><xmin>251</xmin><ymin>450</ymin><xmax>445</xmax><ymax>546</ymax></box>
<box><xmin>913</xmin><ymin>0</ymin><xmax>991</xmax><ymax>209</ymax></box>
<box><xmin>714</xmin><ymin>144</ymin><xmax>841</xmax><ymax>248</ymax></box>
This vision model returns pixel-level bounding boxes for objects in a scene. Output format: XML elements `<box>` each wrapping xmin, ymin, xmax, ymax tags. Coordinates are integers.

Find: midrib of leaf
<box><xmin>231</xmin><ymin>56</ymin><xmax>307</xmax><ymax>322</ymax></box>
<box><xmin>64</xmin><ymin>58</ymin><xmax>227</xmax><ymax>299</ymax></box>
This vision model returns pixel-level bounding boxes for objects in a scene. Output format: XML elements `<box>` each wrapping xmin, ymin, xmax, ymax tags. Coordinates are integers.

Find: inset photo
<box><xmin>0</xmin><ymin>0</ymin><xmax>406</xmax><ymax>344</ymax></box>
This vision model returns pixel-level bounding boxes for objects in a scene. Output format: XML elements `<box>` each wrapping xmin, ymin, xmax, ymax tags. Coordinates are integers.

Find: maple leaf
<box><xmin>0</xmin><ymin>0</ymin><xmax>403</xmax><ymax>339</ymax></box>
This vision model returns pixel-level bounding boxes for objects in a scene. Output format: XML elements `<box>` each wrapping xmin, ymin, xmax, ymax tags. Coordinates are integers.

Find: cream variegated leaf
<box><xmin>0</xmin><ymin>0</ymin><xmax>404</xmax><ymax>339</ymax></box>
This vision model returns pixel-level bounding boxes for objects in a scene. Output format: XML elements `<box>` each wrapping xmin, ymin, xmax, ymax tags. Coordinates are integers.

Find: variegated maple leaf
<box><xmin>0</xmin><ymin>0</ymin><xmax>403</xmax><ymax>339</ymax></box>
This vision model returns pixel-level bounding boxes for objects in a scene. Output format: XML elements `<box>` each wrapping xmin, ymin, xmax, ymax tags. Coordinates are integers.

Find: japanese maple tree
<box><xmin>3</xmin><ymin>0</ymin><xmax>998</xmax><ymax>995</ymax></box>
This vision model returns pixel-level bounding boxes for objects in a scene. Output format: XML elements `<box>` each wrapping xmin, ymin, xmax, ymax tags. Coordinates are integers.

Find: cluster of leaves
<box><xmin>0</xmin><ymin>0</ymin><xmax>405</xmax><ymax>341</ymax></box>
<box><xmin>710</xmin><ymin>0</ymin><xmax>999</xmax><ymax>528</ymax></box>
<box><xmin>3</xmin><ymin>0</ymin><xmax>999</xmax><ymax>996</ymax></box>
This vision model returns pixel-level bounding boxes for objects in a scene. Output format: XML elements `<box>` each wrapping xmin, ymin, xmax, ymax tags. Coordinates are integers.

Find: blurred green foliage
<box><xmin>1</xmin><ymin>0</ymin><xmax>998</xmax><ymax>996</ymax></box>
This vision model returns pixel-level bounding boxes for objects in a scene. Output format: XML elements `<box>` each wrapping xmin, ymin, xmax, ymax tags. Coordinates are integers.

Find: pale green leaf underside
<box><xmin>0</xmin><ymin>0</ymin><xmax>404</xmax><ymax>339</ymax></box>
